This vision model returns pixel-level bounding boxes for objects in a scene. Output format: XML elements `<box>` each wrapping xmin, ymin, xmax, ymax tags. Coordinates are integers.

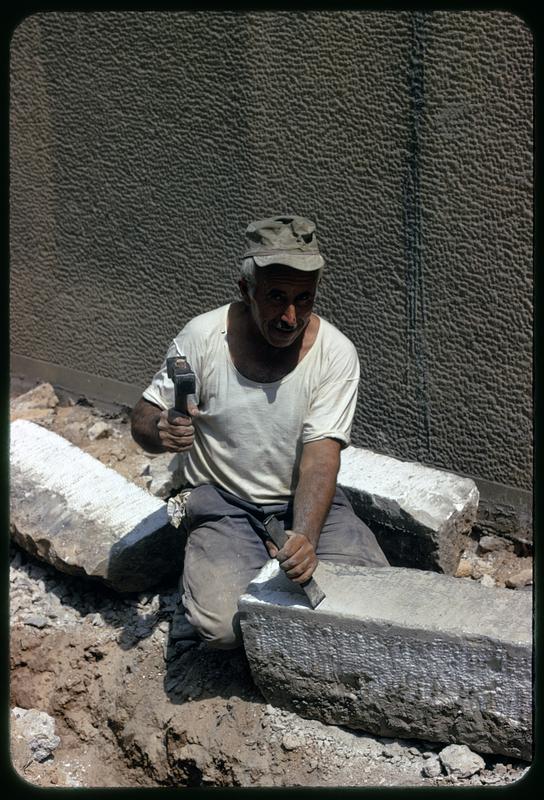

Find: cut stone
<box><xmin>239</xmin><ymin>560</ymin><xmax>532</xmax><ymax>760</ymax></box>
<box><xmin>337</xmin><ymin>446</ymin><xmax>480</xmax><ymax>573</ymax></box>
<box><xmin>10</xmin><ymin>420</ymin><xmax>184</xmax><ymax>593</ymax></box>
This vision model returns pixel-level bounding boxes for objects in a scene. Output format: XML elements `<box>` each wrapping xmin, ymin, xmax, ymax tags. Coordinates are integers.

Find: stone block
<box><xmin>338</xmin><ymin>446</ymin><xmax>480</xmax><ymax>573</ymax></box>
<box><xmin>239</xmin><ymin>560</ymin><xmax>532</xmax><ymax>760</ymax></box>
<box><xmin>10</xmin><ymin>419</ymin><xmax>184</xmax><ymax>592</ymax></box>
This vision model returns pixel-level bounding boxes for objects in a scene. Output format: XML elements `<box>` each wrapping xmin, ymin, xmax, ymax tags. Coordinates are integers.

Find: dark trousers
<box><xmin>181</xmin><ymin>483</ymin><xmax>389</xmax><ymax>649</ymax></box>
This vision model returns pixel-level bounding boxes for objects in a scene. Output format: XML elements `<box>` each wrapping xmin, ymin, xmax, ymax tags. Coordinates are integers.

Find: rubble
<box><xmin>140</xmin><ymin>453</ymin><xmax>186</xmax><ymax>498</ymax></box>
<box><xmin>9</xmin><ymin>538</ymin><xmax>531</xmax><ymax>789</ymax></box>
<box><xmin>88</xmin><ymin>421</ymin><xmax>116</xmax><ymax>441</ymax></box>
<box><xmin>505</xmin><ymin>568</ymin><xmax>533</xmax><ymax>589</ymax></box>
<box><xmin>11</xmin><ymin>707</ymin><xmax>61</xmax><ymax>763</ymax></box>
<box><xmin>478</xmin><ymin>534</ymin><xmax>514</xmax><ymax>553</ymax></box>
<box><xmin>10</xmin><ymin>382</ymin><xmax>60</xmax><ymax>425</ymax></box>
<box><xmin>455</xmin><ymin>547</ymin><xmax>533</xmax><ymax>588</ymax></box>
<box><xmin>10</xmin><ymin>382</ymin><xmax>59</xmax><ymax>410</ymax></box>
<box><xmin>439</xmin><ymin>744</ymin><xmax>486</xmax><ymax>778</ymax></box>
<box><xmin>422</xmin><ymin>754</ymin><xmax>442</xmax><ymax>778</ymax></box>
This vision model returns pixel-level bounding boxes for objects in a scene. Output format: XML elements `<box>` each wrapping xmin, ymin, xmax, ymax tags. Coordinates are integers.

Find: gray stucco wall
<box><xmin>10</xmin><ymin>11</ymin><xmax>532</xmax><ymax>498</ymax></box>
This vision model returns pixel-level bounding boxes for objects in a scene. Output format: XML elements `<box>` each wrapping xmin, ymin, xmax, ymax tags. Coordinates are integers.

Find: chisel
<box><xmin>263</xmin><ymin>514</ymin><xmax>326</xmax><ymax>609</ymax></box>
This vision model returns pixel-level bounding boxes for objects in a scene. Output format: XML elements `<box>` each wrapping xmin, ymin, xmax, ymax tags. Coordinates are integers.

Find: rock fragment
<box><xmin>88</xmin><ymin>421</ymin><xmax>115</xmax><ymax>441</ymax></box>
<box><xmin>140</xmin><ymin>453</ymin><xmax>186</xmax><ymax>498</ymax></box>
<box><xmin>10</xmin><ymin>382</ymin><xmax>59</xmax><ymax>411</ymax></box>
<box><xmin>11</xmin><ymin>707</ymin><xmax>61</xmax><ymax>763</ymax></box>
<box><xmin>422</xmin><ymin>754</ymin><xmax>443</xmax><ymax>777</ymax></box>
<box><xmin>23</xmin><ymin>614</ymin><xmax>48</xmax><ymax>628</ymax></box>
<box><xmin>455</xmin><ymin>555</ymin><xmax>475</xmax><ymax>578</ymax></box>
<box><xmin>505</xmin><ymin>569</ymin><xmax>532</xmax><ymax>589</ymax></box>
<box><xmin>478</xmin><ymin>535</ymin><xmax>513</xmax><ymax>553</ymax></box>
<box><xmin>282</xmin><ymin>733</ymin><xmax>303</xmax><ymax>751</ymax></box>
<box><xmin>439</xmin><ymin>744</ymin><xmax>486</xmax><ymax>778</ymax></box>
<box><xmin>10</xmin><ymin>383</ymin><xmax>60</xmax><ymax>425</ymax></box>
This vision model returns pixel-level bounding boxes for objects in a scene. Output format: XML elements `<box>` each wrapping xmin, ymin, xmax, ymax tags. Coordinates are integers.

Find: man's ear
<box><xmin>238</xmin><ymin>278</ymin><xmax>250</xmax><ymax>304</ymax></box>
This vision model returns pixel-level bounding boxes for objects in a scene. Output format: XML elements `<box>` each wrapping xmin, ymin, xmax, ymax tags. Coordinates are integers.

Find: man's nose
<box><xmin>281</xmin><ymin>304</ymin><xmax>297</xmax><ymax>327</ymax></box>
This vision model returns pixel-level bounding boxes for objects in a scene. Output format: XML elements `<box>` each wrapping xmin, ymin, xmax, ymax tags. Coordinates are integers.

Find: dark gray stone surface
<box><xmin>10</xmin><ymin>11</ymin><xmax>532</xmax><ymax>494</ymax></box>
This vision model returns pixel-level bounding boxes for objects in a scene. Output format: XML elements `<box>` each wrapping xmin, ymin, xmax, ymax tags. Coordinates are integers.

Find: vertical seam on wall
<box><xmin>403</xmin><ymin>10</ymin><xmax>431</xmax><ymax>460</ymax></box>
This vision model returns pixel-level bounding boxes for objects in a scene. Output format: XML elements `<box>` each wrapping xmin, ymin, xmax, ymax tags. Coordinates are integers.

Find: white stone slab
<box><xmin>10</xmin><ymin>419</ymin><xmax>183</xmax><ymax>591</ymax></box>
<box><xmin>239</xmin><ymin>560</ymin><xmax>532</xmax><ymax>760</ymax></box>
<box><xmin>338</xmin><ymin>446</ymin><xmax>480</xmax><ymax>573</ymax></box>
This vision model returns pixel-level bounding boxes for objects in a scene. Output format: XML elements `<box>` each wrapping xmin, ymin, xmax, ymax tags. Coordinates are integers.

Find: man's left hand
<box><xmin>265</xmin><ymin>532</ymin><xmax>318</xmax><ymax>585</ymax></box>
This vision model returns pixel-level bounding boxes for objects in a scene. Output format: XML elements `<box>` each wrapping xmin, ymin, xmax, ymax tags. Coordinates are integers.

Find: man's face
<box><xmin>241</xmin><ymin>264</ymin><xmax>320</xmax><ymax>348</ymax></box>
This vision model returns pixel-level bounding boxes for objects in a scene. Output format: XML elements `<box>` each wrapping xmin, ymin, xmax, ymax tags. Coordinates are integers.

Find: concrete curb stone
<box><xmin>338</xmin><ymin>446</ymin><xmax>480</xmax><ymax>573</ymax></box>
<box><xmin>239</xmin><ymin>559</ymin><xmax>532</xmax><ymax>760</ymax></box>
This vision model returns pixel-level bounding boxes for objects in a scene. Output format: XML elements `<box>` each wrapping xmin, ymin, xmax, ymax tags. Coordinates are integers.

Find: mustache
<box><xmin>275</xmin><ymin>321</ymin><xmax>298</xmax><ymax>331</ymax></box>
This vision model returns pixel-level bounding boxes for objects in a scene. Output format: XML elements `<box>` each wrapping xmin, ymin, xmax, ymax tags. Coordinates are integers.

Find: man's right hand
<box><xmin>156</xmin><ymin>405</ymin><xmax>199</xmax><ymax>452</ymax></box>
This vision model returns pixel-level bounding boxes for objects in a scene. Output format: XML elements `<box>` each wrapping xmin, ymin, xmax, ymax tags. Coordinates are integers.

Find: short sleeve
<box><xmin>301</xmin><ymin>335</ymin><xmax>360</xmax><ymax>448</ymax></box>
<box><xmin>142</xmin><ymin>325</ymin><xmax>202</xmax><ymax>411</ymax></box>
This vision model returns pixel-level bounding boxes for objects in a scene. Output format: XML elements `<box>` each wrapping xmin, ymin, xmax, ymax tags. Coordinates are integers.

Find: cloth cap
<box><xmin>243</xmin><ymin>215</ymin><xmax>325</xmax><ymax>271</ymax></box>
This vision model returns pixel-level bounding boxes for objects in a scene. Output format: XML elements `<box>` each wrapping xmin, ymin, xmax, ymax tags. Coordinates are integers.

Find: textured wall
<box><xmin>10</xmin><ymin>11</ymin><xmax>532</xmax><ymax>492</ymax></box>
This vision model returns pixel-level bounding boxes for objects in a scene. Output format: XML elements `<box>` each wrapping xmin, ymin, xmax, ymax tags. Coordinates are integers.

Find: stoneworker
<box><xmin>131</xmin><ymin>215</ymin><xmax>388</xmax><ymax>648</ymax></box>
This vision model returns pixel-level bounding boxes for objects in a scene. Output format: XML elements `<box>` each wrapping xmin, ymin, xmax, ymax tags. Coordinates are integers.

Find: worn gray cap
<box><xmin>243</xmin><ymin>215</ymin><xmax>325</xmax><ymax>271</ymax></box>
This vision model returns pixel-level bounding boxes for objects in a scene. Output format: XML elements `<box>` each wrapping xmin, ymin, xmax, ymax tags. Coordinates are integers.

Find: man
<box><xmin>131</xmin><ymin>215</ymin><xmax>388</xmax><ymax>648</ymax></box>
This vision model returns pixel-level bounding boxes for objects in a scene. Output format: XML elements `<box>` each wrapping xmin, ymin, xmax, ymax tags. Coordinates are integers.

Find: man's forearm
<box><xmin>130</xmin><ymin>398</ymin><xmax>167</xmax><ymax>454</ymax></box>
<box><xmin>292</xmin><ymin>439</ymin><xmax>341</xmax><ymax>547</ymax></box>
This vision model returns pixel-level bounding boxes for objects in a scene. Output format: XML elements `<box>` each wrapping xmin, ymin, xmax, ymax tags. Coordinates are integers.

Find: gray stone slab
<box><xmin>338</xmin><ymin>446</ymin><xmax>480</xmax><ymax>573</ymax></box>
<box><xmin>239</xmin><ymin>560</ymin><xmax>532</xmax><ymax>760</ymax></box>
<box><xmin>10</xmin><ymin>419</ymin><xmax>184</xmax><ymax>592</ymax></box>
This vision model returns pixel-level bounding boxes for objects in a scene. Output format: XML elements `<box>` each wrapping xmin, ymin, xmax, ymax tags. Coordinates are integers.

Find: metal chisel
<box><xmin>263</xmin><ymin>514</ymin><xmax>326</xmax><ymax>609</ymax></box>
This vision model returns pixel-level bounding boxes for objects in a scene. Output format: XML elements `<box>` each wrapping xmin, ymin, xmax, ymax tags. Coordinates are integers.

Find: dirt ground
<box><xmin>9</xmin><ymin>379</ymin><xmax>533</xmax><ymax>789</ymax></box>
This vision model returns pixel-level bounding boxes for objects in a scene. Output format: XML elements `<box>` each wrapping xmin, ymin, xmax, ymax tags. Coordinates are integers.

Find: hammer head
<box><xmin>167</xmin><ymin>354</ymin><xmax>186</xmax><ymax>380</ymax></box>
<box><xmin>167</xmin><ymin>356</ymin><xmax>196</xmax><ymax>416</ymax></box>
<box><xmin>166</xmin><ymin>355</ymin><xmax>196</xmax><ymax>394</ymax></box>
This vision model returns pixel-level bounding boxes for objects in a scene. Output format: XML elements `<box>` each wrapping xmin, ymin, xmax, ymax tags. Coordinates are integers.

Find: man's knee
<box><xmin>318</xmin><ymin>498</ymin><xmax>390</xmax><ymax>567</ymax></box>
<box><xmin>183</xmin><ymin>597</ymin><xmax>242</xmax><ymax>650</ymax></box>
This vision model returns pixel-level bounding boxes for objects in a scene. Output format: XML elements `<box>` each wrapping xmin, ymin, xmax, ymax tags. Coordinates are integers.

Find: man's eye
<box><xmin>269</xmin><ymin>293</ymin><xmax>285</xmax><ymax>303</ymax></box>
<box><xmin>296</xmin><ymin>294</ymin><xmax>313</xmax><ymax>305</ymax></box>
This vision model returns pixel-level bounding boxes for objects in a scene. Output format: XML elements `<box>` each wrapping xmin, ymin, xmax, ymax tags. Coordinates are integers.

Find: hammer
<box><xmin>166</xmin><ymin>354</ymin><xmax>196</xmax><ymax>419</ymax></box>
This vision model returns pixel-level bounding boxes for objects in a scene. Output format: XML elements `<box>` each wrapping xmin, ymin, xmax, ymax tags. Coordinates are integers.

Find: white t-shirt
<box><xmin>143</xmin><ymin>303</ymin><xmax>360</xmax><ymax>504</ymax></box>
